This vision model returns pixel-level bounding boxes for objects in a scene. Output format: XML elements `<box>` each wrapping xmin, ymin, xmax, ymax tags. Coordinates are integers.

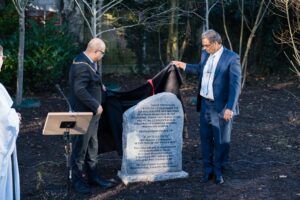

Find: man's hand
<box><xmin>171</xmin><ymin>61</ymin><xmax>186</xmax><ymax>70</ymax></box>
<box><xmin>96</xmin><ymin>105</ymin><xmax>103</xmax><ymax>115</ymax></box>
<box><xmin>223</xmin><ymin>109</ymin><xmax>233</xmax><ymax>121</ymax></box>
<box><xmin>102</xmin><ymin>85</ymin><xmax>106</xmax><ymax>92</ymax></box>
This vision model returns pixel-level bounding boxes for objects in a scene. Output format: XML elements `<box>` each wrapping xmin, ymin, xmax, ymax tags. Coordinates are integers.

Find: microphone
<box><xmin>55</xmin><ymin>84</ymin><xmax>73</xmax><ymax>112</ymax></box>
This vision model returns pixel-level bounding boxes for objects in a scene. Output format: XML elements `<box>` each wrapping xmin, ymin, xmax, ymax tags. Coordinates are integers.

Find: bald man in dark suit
<box><xmin>69</xmin><ymin>38</ymin><xmax>114</xmax><ymax>194</ymax></box>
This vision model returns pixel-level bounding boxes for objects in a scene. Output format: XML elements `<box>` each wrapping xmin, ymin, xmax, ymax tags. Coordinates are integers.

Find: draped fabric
<box><xmin>98</xmin><ymin>65</ymin><xmax>183</xmax><ymax>155</ymax></box>
<box><xmin>0</xmin><ymin>83</ymin><xmax>20</xmax><ymax>200</ymax></box>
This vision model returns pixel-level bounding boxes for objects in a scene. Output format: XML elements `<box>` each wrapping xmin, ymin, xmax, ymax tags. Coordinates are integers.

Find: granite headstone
<box><xmin>118</xmin><ymin>92</ymin><xmax>188</xmax><ymax>184</ymax></box>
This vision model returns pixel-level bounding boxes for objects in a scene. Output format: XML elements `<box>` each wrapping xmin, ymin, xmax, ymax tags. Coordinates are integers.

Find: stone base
<box><xmin>118</xmin><ymin>171</ymin><xmax>189</xmax><ymax>185</ymax></box>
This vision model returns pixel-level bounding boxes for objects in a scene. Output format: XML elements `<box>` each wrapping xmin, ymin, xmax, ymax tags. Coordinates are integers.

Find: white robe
<box><xmin>0</xmin><ymin>83</ymin><xmax>20</xmax><ymax>200</ymax></box>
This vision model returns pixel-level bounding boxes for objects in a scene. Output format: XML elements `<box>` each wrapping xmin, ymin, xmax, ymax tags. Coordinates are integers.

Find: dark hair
<box><xmin>201</xmin><ymin>29</ymin><xmax>222</xmax><ymax>44</ymax></box>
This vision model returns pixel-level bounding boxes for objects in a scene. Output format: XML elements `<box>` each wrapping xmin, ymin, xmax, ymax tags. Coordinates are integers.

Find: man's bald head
<box><xmin>85</xmin><ymin>38</ymin><xmax>106</xmax><ymax>62</ymax></box>
<box><xmin>86</xmin><ymin>38</ymin><xmax>105</xmax><ymax>52</ymax></box>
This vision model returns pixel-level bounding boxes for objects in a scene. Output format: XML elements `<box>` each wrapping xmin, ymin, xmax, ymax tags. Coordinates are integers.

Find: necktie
<box><xmin>205</xmin><ymin>55</ymin><xmax>215</xmax><ymax>95</ymax></box>
<box><xmin>93</xmin><ymin>62</ymin><xmax>97</xmax><ymax>71</ymax></box>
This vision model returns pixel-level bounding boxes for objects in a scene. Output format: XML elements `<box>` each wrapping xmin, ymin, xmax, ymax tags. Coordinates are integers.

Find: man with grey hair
<box><xmin>172</xmin><ymin>29</ymin><xmax>241</xmax><ymax>184</ymax></box>
<box><xmin>68</xmin><ymin>38</ymin><xmax>115</xmax><ymax>194</ymax></box>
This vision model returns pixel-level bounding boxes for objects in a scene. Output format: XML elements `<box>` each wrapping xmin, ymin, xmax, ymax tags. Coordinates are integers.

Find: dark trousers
<box><xmin>71</xmin><ymin>115</ymin><xmax>100</xmax><ymax>181</ymax></box>
<box><xmin>200</xmin><ymin>99</ymin><xmax>232</xmax><ymax>176</ymax></box>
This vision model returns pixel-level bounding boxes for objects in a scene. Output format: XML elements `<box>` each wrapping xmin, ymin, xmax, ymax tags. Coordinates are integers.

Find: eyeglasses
<box><xmin>202</xmin><ymin>43</ymin><xmax>213</xmax><ymax>48</ymax></box>
<box><xmin>95</xmin><ymin>50</ymin><xmax>105</xmax><ymax>55</ymax></box>
<box><xmin>0</xmin><ymin>55</ymin><xmax>6</xmax><ymax>61</ymax></box>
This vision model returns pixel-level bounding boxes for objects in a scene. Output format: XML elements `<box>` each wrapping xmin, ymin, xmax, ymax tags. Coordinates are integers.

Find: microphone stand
<box><xmin>55</xmin><ymin>84</ymin><xmax>73</xmax><ymax>199</ymax></box>
<box><xmin>55</xmin><ymin>84</ymin><xmax>72</xmax><ymax>112</ymax></box>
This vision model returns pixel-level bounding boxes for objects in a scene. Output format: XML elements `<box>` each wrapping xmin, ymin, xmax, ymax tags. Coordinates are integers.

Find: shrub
<box><xmin>0</xmin><ymin>17</ymin><xmax>79</xmax><ymax>92</ymax></box>
<box><xmin>0</xmin><ymin>2</ymin><xmax>18</xmax><ymax>37</ymax></box>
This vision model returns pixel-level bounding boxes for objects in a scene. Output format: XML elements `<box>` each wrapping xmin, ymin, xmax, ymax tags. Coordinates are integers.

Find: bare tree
<box><xmin>221</xmin><ymin>0</ymin><xmax>233</xmax><ymax>50</ymax></box>
<box><xmin>238</xmin><ymin>0</ymin><xmax>244</xmax><ymax>58</ymax></box>
<box><xmin>178</xmin><ymin>16</ymin><xmax>191</xmax><ymax>61</ymax></box>
<box><xmin>221</xmin><ymin>0</ymin><xmax>271</xmax><ymax>88</ymax></box>
<box><xmin>74</xmin><ymin>0</ymin><xmax>123</xmax><ymax>37</ymax></box>
<box><xmin>74</xmin><ymin>0</ymin><xmax>188</xmax><ymax>72</ymax></box>
<box><xmin>166</xmin><ymin>0</ymin><xmax>179</xmax><ymax>62</ymax></box>
<box><xmin>273</xmin><ymin>0</ymin><xmax>300</xmax><ymax>77</ymax></box>
<box><xmin>12</xmin><ymin>0</ymin><xmax>30</xmax><ymax>106</ymax></box>
<box><xmin>240</xmin><ymin>0</ymin><xmax>271</xmax><ymax>88</ymax></box>
<box><xmin>135</xmin><ymin>2</ymin><xmax>188</xmax><ymax>67</ymax></box>
<box><xmin>204</xmin><ymin>0</ymin><xmax>219</xmax><ymax>31</ymax></box>
<box><xmin>63</xmin><ymin>0</ymin><xmax>85</xmax><ymax>43</ymax></box>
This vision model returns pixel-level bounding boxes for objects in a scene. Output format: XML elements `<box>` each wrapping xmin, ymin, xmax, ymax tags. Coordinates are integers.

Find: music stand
<box><xmin>43</xmin><ymin>112</ymin><xmax>93</xmax><ymax>199</ymax></box>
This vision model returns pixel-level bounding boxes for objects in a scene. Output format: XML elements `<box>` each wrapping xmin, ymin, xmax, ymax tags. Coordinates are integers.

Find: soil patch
<box><xmin>18</xmin><ymin>74</ymin><xmax>300</xmax><ymax>200</ymax></box>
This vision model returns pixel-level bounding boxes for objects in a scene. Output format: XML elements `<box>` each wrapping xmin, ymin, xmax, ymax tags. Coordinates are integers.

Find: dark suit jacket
<box><xmin>185</xmin><ymin>47</ymin><xmax>241</xmax><ymax>114</ymax></box>
<box><xmin>68</xmin><ymin>52</ymin><xmax>103</xmax><ymax>114</ymax></box>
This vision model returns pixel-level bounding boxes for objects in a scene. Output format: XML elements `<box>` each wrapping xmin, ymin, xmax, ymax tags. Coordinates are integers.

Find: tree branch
<box><xmin>74</xmin><ymin>0</ymin><xmax>93</xmax><ymax>36</ymax></box>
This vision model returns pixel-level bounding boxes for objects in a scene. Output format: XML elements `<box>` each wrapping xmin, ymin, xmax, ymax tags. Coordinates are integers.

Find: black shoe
<box><xmin>221</xmin><ymin>166</ymin><xmax>226</xmax><ymax>173</ymax></box>
<box><xmin>73</xmin><ymin>180</ymin><xmax>91</xmax><ymax>194</ymax></box>
<box><xmin>88</xmin><ymin>175</ymin><xmax>115</xmax><ymax>189</ymax></box>
<box><xmin>200</xmin><ymin>173</ymin><xmax>213</xmax><ymax>183</ymax></box>
<box><xmin>215</xmin><ymin>175</ymin><xmax>224</xmax><ymax>185</ymax></box>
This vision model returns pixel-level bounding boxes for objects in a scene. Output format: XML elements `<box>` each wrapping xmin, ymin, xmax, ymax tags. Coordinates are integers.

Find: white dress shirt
<box><xmin>83</xmin><ymin>52</ymin><xmax>97</xmax><ymax>70</ymax></box>
<box><xmin>200</xmin><ymin>46</ymin><xmax>224</xmax><ymax>100</ymax></box>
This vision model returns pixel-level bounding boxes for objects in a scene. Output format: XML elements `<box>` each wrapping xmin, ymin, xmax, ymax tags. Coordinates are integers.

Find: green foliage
<box><xmin>0</xmin><ymin>2</ymin><xmax>19</xmax><ymax>37</ymax></box>
<box><xmin>0</xmin><ymin>33</ymin><xmax>18</xmax><ymax>87</ymax></box>
<box><xmin>0</xmin><ymin>18</ymin><xmax>79</xmax><ymax>92</ymax></box>
<box><xmin>24</xmin><ymin>19</ymin><xmax>79</xmax><ymax>91</ymax></box>
<box><xmin>0</xmin><ymin>1</ymin><xmax>19</xmax><ymax>87</ymax></box>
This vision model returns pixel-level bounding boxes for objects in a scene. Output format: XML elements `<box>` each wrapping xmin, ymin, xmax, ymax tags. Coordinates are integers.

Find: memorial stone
<box><xmin>118</xmin><ymin>92</ymin><xmax>188</xmax><ymax>184</ymax></box>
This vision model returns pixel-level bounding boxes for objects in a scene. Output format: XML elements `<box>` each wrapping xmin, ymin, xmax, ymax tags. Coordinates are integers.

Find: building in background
<box><xmin>27</xmin><ymin>0</ymin><xmax>61</xmax><ymax>25</ymax></box>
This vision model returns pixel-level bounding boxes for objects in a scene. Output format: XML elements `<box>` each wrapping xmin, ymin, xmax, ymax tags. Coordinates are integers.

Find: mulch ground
<box><xmin>17</xmin><ymin>74</ymin><xmax>300</xmax><ymax>200</ymax></box>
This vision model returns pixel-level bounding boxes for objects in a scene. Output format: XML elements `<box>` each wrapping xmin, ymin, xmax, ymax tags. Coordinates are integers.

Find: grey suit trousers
<box><xmin>71</xmin><ymin>114</ymin><xmax>100</xmax><ymax>176</ymax></box>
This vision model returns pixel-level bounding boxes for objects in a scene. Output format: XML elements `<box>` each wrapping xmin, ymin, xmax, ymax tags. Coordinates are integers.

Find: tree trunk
<box><xmin>239</xmin><ymin>0</ymin><xmax>244</xmax><ymax>58</ymax></box>
<box><xmin>91</xmin><ymin>0</ymin><xmax>97</xmax><ymax>37</ymax></box>
<box><xmin>97</xmin><ymin>0</ymin><xmax>104</xmax><ymax>37</ymax></box>
<box><xmin>179</xmin><ymin>18</ymin><xmax>191</xmax><ymax>60</ymax></box>
<box><xmin>241</xmin><ymin>0</ymin><xmax>269</xmax><ymax>88</ymax></box>
<box><xmin>205</xmin><ymin>0</ymin><xmax>209</xmax><ymax>30</ymax></box>
<box><xmin>158</xmin><ymin>27</ymin><xmax>165</xmax><ymax>68</ymax></box>
<box><xmin>63</xmin><ymin>0</ymin><xmax>85</xmax><ymax>43</ymax></box>
<box><xmin>16</xmin><ymin>10</ymin><xmax>25</xmax><ymax>106</ymax></box>
<box><xmin>142</xmin><ymin>31</ymin><xmax>149</xmax><ymax>74</ymax></box>
<box><xmin>166</xmin><ymin>0</ymin><xmax>179</xmax><ymax>62</ymax></box>
<box><xmin>221</xmin><ymin>0</ymin><xmax>232</xmax><ymax>50</ymax></box>
<box><xmin>97</xmin><ymin>0</ymin><xmax>104</xmax><ymax>76</ymax></box>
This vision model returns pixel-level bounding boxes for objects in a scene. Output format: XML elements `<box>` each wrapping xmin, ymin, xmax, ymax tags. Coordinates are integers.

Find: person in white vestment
<box><xmin>0</xmin><ymin>45</ymin><xmax>21</xmax><ymax>200</ymax></box>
